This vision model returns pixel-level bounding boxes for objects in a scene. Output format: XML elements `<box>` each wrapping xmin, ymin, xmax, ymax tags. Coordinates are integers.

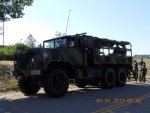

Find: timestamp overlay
<box><xmin>91</xmin><ymin>80</ymin><xmax>150</xmax><ymax>113</ymax></box>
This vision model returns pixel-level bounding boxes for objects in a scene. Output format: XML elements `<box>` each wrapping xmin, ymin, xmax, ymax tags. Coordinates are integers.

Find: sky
<box><xmin>0</xmin><ymin>0</ymin><xmax>150</xmax><ymax>55</ymax></box>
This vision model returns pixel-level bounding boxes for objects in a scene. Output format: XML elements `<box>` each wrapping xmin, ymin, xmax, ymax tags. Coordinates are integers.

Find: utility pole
<box><xmin>2</xmin><ymin>1</ymin><xmax>5</xmax><ymax>47</ymax></box>
<box><xmin>3</xmin><ymin>20</ymin><xmax>4</xmax><ymax>47</ymax></box>
<box><xmin>1</xmin><ymin>1</ymin><xmax>11</xmax><ymax>47</ymax></box>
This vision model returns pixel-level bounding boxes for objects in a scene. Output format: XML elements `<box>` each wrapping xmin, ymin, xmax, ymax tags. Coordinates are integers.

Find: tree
<box><xmin>0</xmin><ymin>43</ymin><xmax>29</xmax><ymax>60</ymax></box>
<box><xmin>55</xmin><ymin>31</ymin><xmax>65</xmax><ymax>37</ymax></box>
<box><xmin>25</xmin><ymin>34</ymin><xmax>37</xmax><ymax>48</ymax></box>
<box><xmin>0</xmin><ymin>0</ymin><xmax>33</xmax><ymax>22</ymax></box>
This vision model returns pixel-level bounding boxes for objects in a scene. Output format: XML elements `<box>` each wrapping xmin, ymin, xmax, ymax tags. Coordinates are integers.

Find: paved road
<box><xmin>0</xmin><ymin>79</ymin><xmax>150</xmax><ymax>113</ymax></box>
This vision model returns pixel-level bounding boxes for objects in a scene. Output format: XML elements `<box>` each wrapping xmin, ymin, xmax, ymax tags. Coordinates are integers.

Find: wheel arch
<box><xmin>45</xmin><ymin>61</ymin><xmax>75</xmax><ymax>79</ymax></box>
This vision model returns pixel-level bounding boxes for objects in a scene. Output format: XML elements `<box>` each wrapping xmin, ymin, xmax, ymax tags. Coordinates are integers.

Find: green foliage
<box><xmin>0</xmin><ymin>0</ymin><xmax>33</xmax><ymax>22</ymax></box>
<box><xmin>55</xmin><ymin>31</ymin><xmax>65</xmax><ymax>37</ymax></box>
<box><xmin>25</xmin><ymin>34</ymin><xmax>37</xmax><ymax>48</ymax></box>
<box><xmin>0</xmin><ymin>43</ymin><xmax>29</xmax><ymax>60</ymax></box>
<box><xmin>15</xmin><ymin>43</ymin><xmax>30</xmax><ymax>52</ymax></box>
<box><xmin>8</xmin><ymin>78</ymin><xmax>18</xmax><ymax>90</ymax></box>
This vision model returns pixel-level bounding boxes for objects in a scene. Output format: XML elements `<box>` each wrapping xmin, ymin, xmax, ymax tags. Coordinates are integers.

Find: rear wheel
<box><xmin>101</xmin><ymin>68</ymin><xmax>116</xmax><ymax>89</ymax></box>
<box><xmin>116</xmin><ymin>68</ymin><xmax>127</xmax><ymax>87</ymax></box>
<box><xmin>44</xmin><ymin>69</ymin><xmax>69</xmax><ymax>98</ymax></box>
<box><xmin>18</xmin><ymin>77</ymin><xmax>40</xmax><ymax>95</ymax></box>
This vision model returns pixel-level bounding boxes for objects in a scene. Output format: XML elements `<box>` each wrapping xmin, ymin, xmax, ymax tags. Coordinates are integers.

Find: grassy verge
<box><xmin>0</xmin><ymin>77</ymin><xmax>18</xmax><ymax>92</ymax></box>
<box><xmin>0</xmin><ymin>61</ymin><xmax>18</xmax><ymax>92</ymax></box>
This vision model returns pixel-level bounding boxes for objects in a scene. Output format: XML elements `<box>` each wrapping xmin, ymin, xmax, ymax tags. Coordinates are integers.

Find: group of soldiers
<box><xmin>133</xmin><ymin>58</ymin><xmax>147</xmax><ymax>82</ymax></box>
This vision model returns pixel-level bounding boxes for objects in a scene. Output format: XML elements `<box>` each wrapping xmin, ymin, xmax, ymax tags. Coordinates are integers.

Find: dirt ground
<box><xmin>0</xmin><ymin>84</ymin><xmax>79</xmax><ymax>99</ymax></box>
<box><xmin>0</xmin><ymin>80</ymin><xmax>150</xmax><ymax>113</ymax></box>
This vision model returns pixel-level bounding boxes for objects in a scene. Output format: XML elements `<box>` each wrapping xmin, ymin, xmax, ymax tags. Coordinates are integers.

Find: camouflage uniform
<box><xmin>138</xmin><ymin>58</ymin><xmax>146</xmax><ymax>82</ymax></box>
<box><xmin>140</xmin><ymin>65</ymin><xmax>147</xmax><ymax>82</ymax></box>
<box><xmin>133</xmin><ymin>60</ymin><xmax>138</xmax><ymax>81</ymax></box>
<box><xmin>139</xmin><ymin>58</ymin><xmax>145</xmax><ymax>67</ymax></box>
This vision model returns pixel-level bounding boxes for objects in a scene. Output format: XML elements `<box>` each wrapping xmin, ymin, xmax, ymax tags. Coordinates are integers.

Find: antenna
<box><xmin>65</xmin><ymin>9</ymin><xmax>71</xmax><ymax>35</ymax></box>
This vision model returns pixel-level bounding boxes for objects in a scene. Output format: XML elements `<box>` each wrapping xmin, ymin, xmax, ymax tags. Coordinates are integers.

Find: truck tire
<box><xmin>75</xmin><ymin>79</ymin><xmax>87</xmax><ymax>88</ymax></box>
<box><xmin>18</xmin><ymin>77</ymin><xmax>40</xmax><ymax>95</ymax></box>
<box><xmin>101</xmin><ymin>68</ymin><xmax>116</xmax><ymax>89</ymax></box>
<box><xmin>116</xmin><ymin>68</ymin><xmax>127</xmax><ymax>87</ymax></box>
<box><xmin>44</xmin><ymin>69</ymin><xmax>69</xmax><ymax>98</ymax></box>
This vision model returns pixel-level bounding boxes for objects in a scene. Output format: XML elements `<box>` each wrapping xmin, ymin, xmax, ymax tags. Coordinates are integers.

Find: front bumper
<box><xmin>12</xmin><ymin>69</ymin><xmax>42</xmax><ymax>77</ymax></box>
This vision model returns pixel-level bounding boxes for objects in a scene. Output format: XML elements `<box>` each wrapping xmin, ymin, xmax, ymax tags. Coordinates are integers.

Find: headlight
<box><xmin>31</xmin><ymin>58</ymin><xmax>35</xmax><ymax>63</ymax></box>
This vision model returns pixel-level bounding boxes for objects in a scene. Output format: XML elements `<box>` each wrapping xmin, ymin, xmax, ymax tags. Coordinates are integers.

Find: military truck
<box><xmin>13</xmin><ymin>33</ymin><xmax>133</xmax><ymax>97</ymax></box>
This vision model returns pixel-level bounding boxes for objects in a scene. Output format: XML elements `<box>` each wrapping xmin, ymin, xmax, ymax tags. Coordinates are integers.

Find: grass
<box><xmin>8</xmin><ymin>78</ymin><xmax>18</xmax><ymax>90</ymax></box>
<box><xmin>0</xmin><ymin>61</ymin><xmax>13</xmax><ymax>78</ymax></box>
<box><xmin>144</xmin><ymin>59</ymin><xmax>150</xmax><ymax>77</ymax></box>
<box><xmin>0</xmin><ymin>77</ymin><xmax>18</xmax><ymax>92</ymax></box>
<box><xmin>0</xmin><ymin>61</ymin><xmax>13</xmax><ymax>65</ymax></box>
<box><xmin>0</xmin><ymin>61</ymin><xmax>17</xmax><ymax>92</ymax></box>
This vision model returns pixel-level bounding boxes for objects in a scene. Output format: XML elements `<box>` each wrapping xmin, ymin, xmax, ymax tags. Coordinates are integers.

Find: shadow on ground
<box><xmin>0</xmin><ymin>83</ymin><xmax>150</xmax><ymax>113</ymax></box>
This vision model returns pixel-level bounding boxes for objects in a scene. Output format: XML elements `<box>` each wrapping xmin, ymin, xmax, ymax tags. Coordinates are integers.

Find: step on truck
<box><xmin>13</xmin><ymin>33</ymin><xmax>133</xmax><ymax>98</ymax></box>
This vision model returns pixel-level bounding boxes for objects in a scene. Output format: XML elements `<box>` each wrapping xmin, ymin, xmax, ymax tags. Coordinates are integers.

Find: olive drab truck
<box><xmin>13</xmin><ymin>33</ymin><xmax>133</xmax><ymax>97</ymax></box>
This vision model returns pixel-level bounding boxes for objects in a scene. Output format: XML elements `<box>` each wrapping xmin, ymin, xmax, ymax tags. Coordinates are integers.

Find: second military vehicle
<box><xmin>13</xmin><ymin>33</ymin><xmax>133</xmax><ymax>97</ymax></box>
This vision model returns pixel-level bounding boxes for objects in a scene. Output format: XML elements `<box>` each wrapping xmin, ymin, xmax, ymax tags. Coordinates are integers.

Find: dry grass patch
<box><xmin>0</xmin><ymin>77</ymin><xmax>18</xmax><ymax>92</ymax></box>
<box><xmin>0</xmin><ymin>61</ymin><xmax>13</xmax><ymax>65</ymax></box>
<box><xmin>0</xmin><ymin>61</ymin><xmax>17</xmax><ymax>92</ymax></box>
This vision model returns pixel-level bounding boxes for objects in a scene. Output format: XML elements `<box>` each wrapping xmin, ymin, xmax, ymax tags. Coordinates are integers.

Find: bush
<box><xmin>8</xmin><ymin>78</ymin><xmax>18</xmax><ymax>90</ymax></box>
<box><xmin>0</xmin><ymin>61</ymin><xmax>18</xmax><ymax>92</ymax></box>
<box><xmin>0</xmin><ymin>64</ymin><xmax>13</xmax><ymax>77</ymax></box>
<box><xmin>0</xmin><ymin>43</ymin><xmax>30</xmax><ymax>60</ymax></box>
<box><xmin>0</xmin><ymin>77</ymin><xmax>18</xmax><ymax>92</ymax></box>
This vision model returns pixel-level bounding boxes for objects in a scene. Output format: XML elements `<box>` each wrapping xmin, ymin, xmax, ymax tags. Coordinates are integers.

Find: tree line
<box><xmin>0</xmin><ymin>43</ymin><xmax>30</xmax><ymax>60</ymax></box>
<box><xmin>0</xmin><ymin>34</ymin><xmax>38</xmax><ymax>60</ymax></box>
<box><xmin>0</xmin><ymin>31</ymin><xmax>65</xmax><ymax>60</ymax></box>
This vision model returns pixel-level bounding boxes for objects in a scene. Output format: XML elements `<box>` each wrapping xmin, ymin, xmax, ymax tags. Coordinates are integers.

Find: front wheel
<box><xmin>44</xmin><ymin>69</ymin><xmax>69</xmax><ymax>98</ymax></box>
<box><xmin>18</xmin><ymin>77</ymin><xmax>40</xmax><ymax>95</ymax></box>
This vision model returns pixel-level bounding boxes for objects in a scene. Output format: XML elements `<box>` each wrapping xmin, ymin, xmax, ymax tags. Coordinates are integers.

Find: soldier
<box><xmin>139</xmin><ymin>58</ymin><xmax>147</xmax><ymax>82</ymax></box>
<box><xmin>140</xmin><ymin>64</ymin><xmax>147</xmax><ymax>82</ymax></box>
<box><xmin>133</xmin><ymin>60</ymin><xmax>138</xmax><ymax>81</ymax></box>
<box><xmin>138</xmin><ymin>58</ymin><xmax>146</xmax><ymax>82</ymax></box>
<box><xmin>139</xmin><ymin>58</ymin><xmax>145</xmax><ymax>67</ymax></box>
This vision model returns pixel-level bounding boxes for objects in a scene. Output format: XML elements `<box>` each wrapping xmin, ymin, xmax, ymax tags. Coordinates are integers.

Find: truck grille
<box><xmin>16</xmin><ymin>53</ymin><xmax>31</xmax><ymax>68</ymax></box>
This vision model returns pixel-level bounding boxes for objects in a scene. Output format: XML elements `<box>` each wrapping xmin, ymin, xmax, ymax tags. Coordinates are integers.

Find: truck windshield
<box><xmin>43</xmin><ymin>39</ymin><xmax>66</xmax><ymax>49</ymax></box>
<box><xmin>44</xmin><ymin>40</ymin><xmax>54</xmax><ymax>49</ymax></box>
<box><xmin>55</xmin><ymin>39</ymin><xmax>66</xmax><ymax>48</ymax></box>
